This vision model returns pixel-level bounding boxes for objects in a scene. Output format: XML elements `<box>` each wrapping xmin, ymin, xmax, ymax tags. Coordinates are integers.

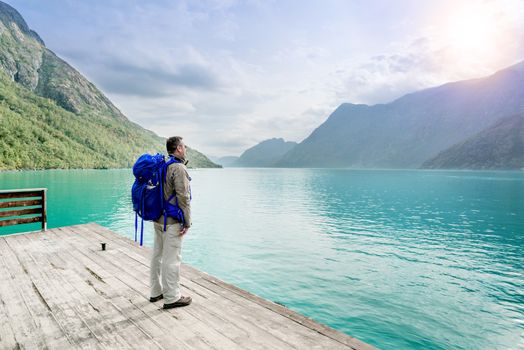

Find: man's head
<box><xmin>166</xmin><ymin>136</ymin><xmax>187</xmax><ymax>158</ymax></box>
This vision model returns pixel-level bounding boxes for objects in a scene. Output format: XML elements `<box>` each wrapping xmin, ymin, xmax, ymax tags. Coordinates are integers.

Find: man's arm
<box><xmin>172</xmin><ymin>164</ymin><xmax>191</xmax><ymax>228</ymax></box>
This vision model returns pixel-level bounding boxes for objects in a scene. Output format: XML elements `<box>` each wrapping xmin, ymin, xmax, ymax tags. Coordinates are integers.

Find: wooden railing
<box><xmin>0</xmin><ymin>188</ymin><xmax>47</xmax><ymax>231</ymax></box>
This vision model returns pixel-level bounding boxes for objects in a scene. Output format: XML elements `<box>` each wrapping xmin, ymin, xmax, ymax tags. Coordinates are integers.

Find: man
<box><xmin>149</xmin><ymin>136</ymin><xmax>192</xmax><ymax>309</ymax></box>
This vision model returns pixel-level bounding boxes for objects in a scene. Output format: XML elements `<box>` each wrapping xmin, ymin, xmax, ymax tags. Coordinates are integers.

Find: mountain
<box><xmin>233</xmin><ymin>138</ymin><xmax>297</xmax><ymax>167</ymax></box>
<box><xmin>277</xmin><ymin>61</ymin><xmax>524</xmax><ymax>168</ymax></box>
<box><xmin>0</xmin><ymin>1</ymin><xmax>218</xmax><ymax>170</ymax></box>
<box><xmin>421</xmin><ymin>112</ymin><xmax>524</xmax><ymax>170</ymax></box>
<box><xmin>213</xmin><ymin>156</ymin><xmax>240</xmax><ymax>167</ymax></box>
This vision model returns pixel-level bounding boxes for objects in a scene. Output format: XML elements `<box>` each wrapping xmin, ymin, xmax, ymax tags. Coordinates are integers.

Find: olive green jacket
<box><xmin>155</xmin><ymin>155</ymin><xmax>191</xmax><ymax>227</ymax></box>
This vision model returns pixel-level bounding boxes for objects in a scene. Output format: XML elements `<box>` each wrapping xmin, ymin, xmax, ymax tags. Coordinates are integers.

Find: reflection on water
<box><xmin>1</xmin><ymin>168</ymin><xmax>523</xmax><ymax>350</ymax></box>
<box><xmin>298</xmin><ymin>169</ymin><xmax>523</xmax><ymax>350</ymax></box>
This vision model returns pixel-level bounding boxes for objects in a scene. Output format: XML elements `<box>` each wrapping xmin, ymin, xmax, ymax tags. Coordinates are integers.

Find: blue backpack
<box><xmin>131</xmin><ymin>153</ymin><xmax>186</xmax><ymax>245</ymax></box>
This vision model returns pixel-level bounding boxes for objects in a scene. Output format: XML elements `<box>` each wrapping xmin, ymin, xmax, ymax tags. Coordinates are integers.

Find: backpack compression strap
<box><xmin>136</xmin><ymin>189</ymin><xmax>146</xmax><ymax>246</ymax></box>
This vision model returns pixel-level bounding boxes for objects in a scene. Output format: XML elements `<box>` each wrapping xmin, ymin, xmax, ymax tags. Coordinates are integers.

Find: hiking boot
<box><xmin>149</xmin><ymin>294</ymin><xmax>163</xmax><ymax>302</ymax></box>
<box><xmin>163</xmin><ymin>296</ymin><xmax>192</xmax><ymax>309</ymax></box>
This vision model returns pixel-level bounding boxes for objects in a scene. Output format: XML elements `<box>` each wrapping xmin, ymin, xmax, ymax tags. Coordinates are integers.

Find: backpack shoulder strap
<box><xmin>162</xmin><ymin>157</ymin><xmax>182</xmax><ymax>196</ymax></box>
<box><xmin>163</xmin><ymin>157</ymin><xmax>179</xmax><ymax>182</ymax></box>
<box><xmin>162</xmin><ymin>157</ymin><xmax>182</xmax><ymax>231</ymax></box>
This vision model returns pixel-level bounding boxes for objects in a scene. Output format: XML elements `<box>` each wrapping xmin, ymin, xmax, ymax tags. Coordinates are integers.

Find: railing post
<box><xmin>41</xmin><ymin>189</ymin><xmax>47</xmax><ymax>231</ymax></box>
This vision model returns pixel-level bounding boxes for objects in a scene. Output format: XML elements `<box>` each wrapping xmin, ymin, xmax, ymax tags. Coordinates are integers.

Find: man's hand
<box><xmin>180</xmin><ymin>226</ymin><xmax>190</xmax><ymax>236</ymax></box>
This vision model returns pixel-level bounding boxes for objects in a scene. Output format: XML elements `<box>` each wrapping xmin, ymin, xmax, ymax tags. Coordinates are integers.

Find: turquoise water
<box><xmin>1</xmin><ymin>168</ymin><xmax>523</xmax><ymax>349</ymax></box>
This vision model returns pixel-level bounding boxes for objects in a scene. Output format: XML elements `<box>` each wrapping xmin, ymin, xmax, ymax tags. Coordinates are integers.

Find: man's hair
<box><xmin>166</xmin><ymin>136</ymin><xmax>183</xmax><ymax>154</ymax></box>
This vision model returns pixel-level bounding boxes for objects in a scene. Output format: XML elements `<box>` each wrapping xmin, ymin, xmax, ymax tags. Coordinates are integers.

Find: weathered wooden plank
<box><xmin>0</xmin><ymin>216</ymin><xmax>42</xmax><ymax>227</ymax></box>
<box><xmin>0</xmin><ymin>199</ymin><xmax>42</xmax><ymax>208</ymax></box>
<box><xmin>0</xmin><ymin>207</ymin><xmax>42</xmax><ymax>218</ymax></box>
<box><xmin>0</xmin><ymin>188</ymin><xmax>46</xmax><ymax>194</ymax></box>
<box><xmin>0</xmin><ymin>190</ymin><xmax>44</xmax><ymax>199</ymax></box>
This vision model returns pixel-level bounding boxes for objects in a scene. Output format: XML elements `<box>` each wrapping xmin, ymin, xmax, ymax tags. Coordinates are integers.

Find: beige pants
<box><xmin>150</xmin><ymin>222</ymin><xmax>183</xmax><ymax>304</ymax></box>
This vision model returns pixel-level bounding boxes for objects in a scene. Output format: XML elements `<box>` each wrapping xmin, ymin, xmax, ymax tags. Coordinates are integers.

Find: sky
<box><xmin>7</xmin><ymin>0</ymin><xmax>524</xmax><ymax>157</ymax></box>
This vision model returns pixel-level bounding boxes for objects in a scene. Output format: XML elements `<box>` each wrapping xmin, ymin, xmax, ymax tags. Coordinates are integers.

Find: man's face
<box><xmin>177</xmin><ymin>141</ymin><xmax>187</xmax><ymax>158</ymax></box>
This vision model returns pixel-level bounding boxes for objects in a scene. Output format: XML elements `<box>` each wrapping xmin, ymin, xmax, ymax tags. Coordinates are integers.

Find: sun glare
<box><xmin>444</xmin><ymin>5</ymin><xmax>502</xmax><ymax>62</ymax></box>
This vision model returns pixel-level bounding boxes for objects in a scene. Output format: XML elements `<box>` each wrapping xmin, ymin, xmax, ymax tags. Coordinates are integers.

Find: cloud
<box><xmin>102</xmin><ymin>61</ymin><xmax>220</xmax><ymax>96</ymax></box>
<box><xmin>333</xmin><ymin>43</ymin><xmax>442</xmax><ymax>104</ymax></box>
<box><xmin>61</xmin><ymin>48</ymin><xmax>221</xmax><ymax>97</ymax></box>
<box><xmin>107</xmin><ymin>60</ymin><xmax>217</xmax><ymax>88</ymax></box>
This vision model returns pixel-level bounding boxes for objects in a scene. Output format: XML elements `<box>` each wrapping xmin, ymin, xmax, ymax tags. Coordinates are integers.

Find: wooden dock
<box><xmin>0</xmin><ymin>223</ymin><xmax>376</xmax><ymax>350</ymax></box>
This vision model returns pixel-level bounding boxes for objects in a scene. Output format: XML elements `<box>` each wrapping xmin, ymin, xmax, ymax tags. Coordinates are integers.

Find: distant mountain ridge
<box><xmin>0</xmin><ymin>1</ymin><xmax>218</xmax><ymax>169</ymax></box>
<box><xmin>276</xmin><ymin>61</ymin><xmax>524</xmax><ymax>169</ymax></box>
<box><xmin>213</xmin><ymin>156</ymin><xmax>239</xmax><ymax>167</ymax></box>
<box><xmin>422</xmin><ymin>111</ymin><xmax>524</xmax><ymax>170</ymax></box>
<box><xmin>233</xmin><ymin>138</ymin><xmax>297</xmax><ymax>167</ymax></box>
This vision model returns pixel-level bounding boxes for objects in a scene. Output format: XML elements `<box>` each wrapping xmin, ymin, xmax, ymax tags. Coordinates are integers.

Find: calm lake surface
<box><xmin>1</xmin><ymin>168</ymin><xmax>523</xmax><ymax>350</ymax></box>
